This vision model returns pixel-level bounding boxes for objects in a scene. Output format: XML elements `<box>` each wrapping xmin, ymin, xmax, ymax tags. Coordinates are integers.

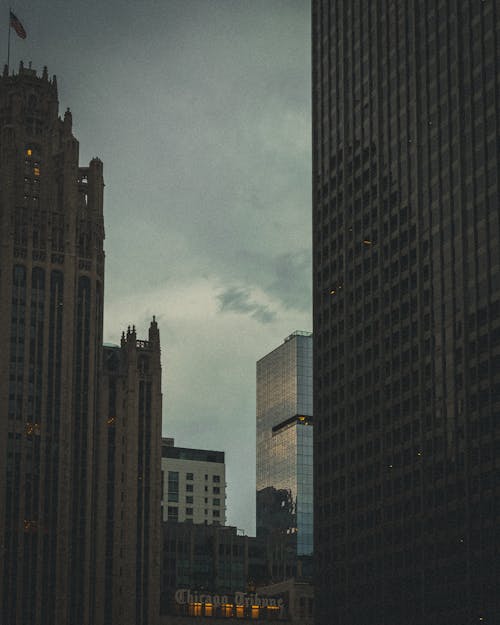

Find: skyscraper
<box><xmin>94</xmin><ymin>322</ymin><xmax>162</xmax><ymax>625</ymax></box>
<box><xmin>0</xmin><ymin>63</ymin><xmax>104</xmax><ymax>625</ymax></box>
<box><xmin>0</xmin><ymin>63</ymin><xmax>163</xmax><ymax>625</ymax></box>
<box><xmin>256</xmin><ymin>331</ymin><xmax>313</xmax><ymax>564</ymax></box>
<box><xmin>312</xmin><ymin>2</ymin><xmax>500</xmax><ymax>624</ymax></box>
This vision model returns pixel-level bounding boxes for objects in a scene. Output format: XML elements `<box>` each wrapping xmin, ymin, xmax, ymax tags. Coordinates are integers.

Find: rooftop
<box><xmin>162</xmin><ymin>445</ymin><xmax>224</xmax><ymax>464</ymax></box>
<box><xmin>284</xmin><ymin>330</ymin><xmax>312</xmax><ymax>343</ymax></box>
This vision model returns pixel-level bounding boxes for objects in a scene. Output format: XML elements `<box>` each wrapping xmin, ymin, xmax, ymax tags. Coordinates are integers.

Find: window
<box><xmin>186</xmin><ymin>496</ymin><xmax>193</xmax><ymax>504</ymax></box>
<box><xmin>186</xmin><ymin>472</ymin><xmax>194</xmax><ymax>480</ymax></box>
<box><xmin>213</xmin><ymin>498</ymin><xmax>220</xmax><ymax>506</ymax></box>
<box><xmin>213</xmin><ymin>510</ymin><xmax>220</xmax><ymax>518</ymax></box>
<box><xmin>213</xmin><ymin>487</ymin><xmax>220</xmax><ymax>494</ymax></box>
<box><xmin>168</xmin><ymin>471</ymin><xmax>179</xmax><ymax>502</ymax></box>
<box><xmin>186</xmin><ymin>484</ymin><xmax>193</xmax><ymax>492</ymax></box>
<box><xmin>213</xmin><ymin>475</ymin><xmax>221</xmax><ymax>483</ymax></box>
<box><xmin>167</xmin><ymin>506</ymin><xmax>178</xmax><ymax>522</ymax></box>
<box><xmin>186</xmin><ymin>508</ymin><xmax>193</xmax><ymax>516</ymax></box>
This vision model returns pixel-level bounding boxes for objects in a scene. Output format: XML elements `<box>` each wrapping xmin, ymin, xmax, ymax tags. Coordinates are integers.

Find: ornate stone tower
<box><xmin>0</xmin><ymin>63</ymin><xmax>104</xmax><ymax>625</ymax></box>
<box><xmin>95</xmin><ymin>320</ymin><xmax>162</xmax><ymax>625</ymax></box>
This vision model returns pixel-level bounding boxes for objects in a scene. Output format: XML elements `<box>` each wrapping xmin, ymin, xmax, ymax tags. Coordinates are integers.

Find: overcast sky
<box><xmin>9</xmin><ymin>0</ymin><xmax>311</xmax><ymax>533</ymax></box>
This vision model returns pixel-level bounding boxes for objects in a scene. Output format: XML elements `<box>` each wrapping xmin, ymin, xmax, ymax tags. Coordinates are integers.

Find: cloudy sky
<box><xmin>10</xmin><ymin>0</ymin><xmax>311</xmax><ymax>533</ymax></box>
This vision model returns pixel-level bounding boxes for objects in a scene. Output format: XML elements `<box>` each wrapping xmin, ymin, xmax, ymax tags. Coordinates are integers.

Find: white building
<box><xmin>161</xmin><ymin>438</ymin><xmax>226</xmax><ymax>525</ymax></box>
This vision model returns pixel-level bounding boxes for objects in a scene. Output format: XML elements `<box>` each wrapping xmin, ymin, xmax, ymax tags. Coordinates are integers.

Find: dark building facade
<box><xmin>161</xmin><ymin>522</ymin><xmax>249</xmax><ymax>609</ymax></box>
<box><xmin>0</xmin><ymin>63</ymin><xmax>104</xmax><ymax>625</ymax></box>
<box><xmin>161</xmin><ymin>522</ymin><xmax>296</xmax><ymax>622</ymax></box>
<box><xmin>94</xmin><ymin>323</ymin><xmax>162</xmax><ymax>625</ymax></box>
<box><xmin>312</xmin><ymin>2</ymin><xmax>500</xmax><ymax>625</ymax></box>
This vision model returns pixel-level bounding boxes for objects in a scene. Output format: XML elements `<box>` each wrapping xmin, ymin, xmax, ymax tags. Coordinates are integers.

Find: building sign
<box><xmin>174</xmin><ymin>588</ymin><xmax>286</xmax><ymax>618</ymax></box>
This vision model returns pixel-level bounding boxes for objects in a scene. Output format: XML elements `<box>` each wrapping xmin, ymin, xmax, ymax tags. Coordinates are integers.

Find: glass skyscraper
<box><xmin>313</xmin><ymin>2</ymin><xmax>500</xmax><ymax>624</ymax></box>
<box><xmin>256</xmin><ymin>331</ymin><xmax>313</xmax><ymax>558</ymax></box>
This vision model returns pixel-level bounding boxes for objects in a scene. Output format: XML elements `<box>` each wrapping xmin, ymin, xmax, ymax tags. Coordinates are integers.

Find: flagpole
<box><xmin>7</xmin><ymin>7</ymin><xmax>11</xmax><ymax>73</ymax></box>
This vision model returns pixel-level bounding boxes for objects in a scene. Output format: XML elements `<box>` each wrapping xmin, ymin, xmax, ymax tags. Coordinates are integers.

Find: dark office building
<box><xmin>312</xmin><ymin>2</ymin><xmax>500</xmax><ymax>625</ymax></box>
<box><xmin>161</xmin><ymin>522</ymin><xmax>249</xmax><ymax>609</ymax></box>
<box><xmin>0</xmin><ymin>63</ymin><xmax>104</xmax><ymax>625</ymax></box>
<box><xmin>160</xmin><ymin>522</ymin><xmax>311</xmax><ymax>624</ymax></box>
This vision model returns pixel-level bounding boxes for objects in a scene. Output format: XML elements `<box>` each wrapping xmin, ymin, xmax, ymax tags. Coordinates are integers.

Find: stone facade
<box><xmin>0</xmin><ymin>64</ymin><xmax>162</xmax><ymax>625</ymax></box>
<box><xmin>0</xmin><ymin>63</ymin><xmax>104</xmax><ymax>625</ymax></box>
<box><xmin>94</xmin><ymin>323</ymin><xmax>162</xmax><ymax>625</ymax></box>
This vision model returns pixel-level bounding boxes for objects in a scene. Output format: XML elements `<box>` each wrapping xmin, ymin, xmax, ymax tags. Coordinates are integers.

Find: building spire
<box><xmin>149</xmin><ymin>316</ymin><xmax>160</xmax><ymax>346</ymax></box>
<box><xmin>64</xmin><ymin>107</ymin><xmax>72</xmax><ymax>133</ymax></box>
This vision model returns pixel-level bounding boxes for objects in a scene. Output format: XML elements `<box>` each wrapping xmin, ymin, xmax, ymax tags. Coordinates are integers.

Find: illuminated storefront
<box><xmin>161</xmin><ymin>588</ymin><xmax>287</xmax><ymax>623</ymax></box>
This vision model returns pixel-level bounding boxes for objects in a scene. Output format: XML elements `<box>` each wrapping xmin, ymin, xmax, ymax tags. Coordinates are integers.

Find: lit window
<box><xmin>33</xmin><ymin>167</ymin><xmax>40</xmax><ymax>177</ymax></box>
<box><xmin>26</xmin><ymin>148</ymin><xmax>32</xmax><ymax>156</ymax></box>
<box><xmin>189</xmin><ymin>602</ymin><xmax>202</xmax><ymax>616</ymax></box>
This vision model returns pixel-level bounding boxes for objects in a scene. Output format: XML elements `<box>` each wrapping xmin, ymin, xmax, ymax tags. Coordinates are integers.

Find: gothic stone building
<box><xmin>0</xmin><ymin>63</ymin><xmax>161</xmax><ymax>625</ymax></box>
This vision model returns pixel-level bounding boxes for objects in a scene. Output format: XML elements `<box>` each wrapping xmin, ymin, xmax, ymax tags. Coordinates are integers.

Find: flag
<box><xmin>10</xmin><ymin>11</ymin><xmax>26</xmax><ymax>39</ymax></box>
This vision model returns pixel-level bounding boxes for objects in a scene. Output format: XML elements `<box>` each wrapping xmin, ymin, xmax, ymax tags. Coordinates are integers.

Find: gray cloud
<box><xmin>268</xmin><ymin>250</ymin><xmax>311</xmax><ymax>312</ymax></box>
<box><xmin>217</xmin><ymin>287</ymin><xmax>276</xmax><ymax>324</ymax></box>
<box><xmin>17</xmin><ymin>0</ymin><xmax>311</xmax><ymax>532</ymax></box>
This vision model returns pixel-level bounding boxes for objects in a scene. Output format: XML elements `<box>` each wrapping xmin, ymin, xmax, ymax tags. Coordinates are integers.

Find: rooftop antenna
<box><xmin>7</xmin><ymin>7</ymin><xmax>11</xmax><ymax>72</ymax></box>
